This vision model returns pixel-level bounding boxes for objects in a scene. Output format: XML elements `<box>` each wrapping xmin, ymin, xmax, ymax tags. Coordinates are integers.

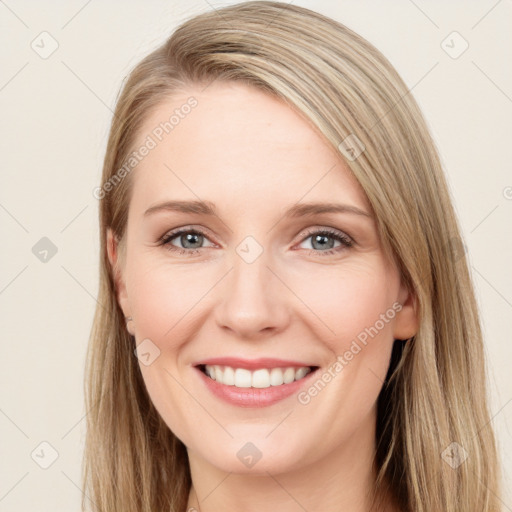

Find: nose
<box><xmin>214</xmin><ymin>252</ymin><xmax>291</xmax><ymax>340</ymax></box>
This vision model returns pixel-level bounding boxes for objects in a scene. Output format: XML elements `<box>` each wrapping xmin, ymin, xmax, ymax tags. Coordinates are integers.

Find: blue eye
<box><xmin>159</xmin><ymin>227</ymin><xmax>353</xmax><ymax>257</ymax></box>
<box><xmin>159</xmin><ymin>229</ymin><xmax>215</xmax><ymax>256</ymax></box>
<box><xmin>298</xmin><ymin>228</ymin><xmax>353</xmax><ymax>255</ymax></box>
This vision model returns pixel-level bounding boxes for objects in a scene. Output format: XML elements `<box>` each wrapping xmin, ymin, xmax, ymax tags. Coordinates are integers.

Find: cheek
<box><xmin>124</xmin><ymin>257</ymin><xmax>217</xmax><ymax>446</ymax></box>
<box><xmin>287</xmin><ymin>262</ymin><xmax>399</xmax><ymax>444</ymax></box>
<box><xmin>290</xmin><ymin>260</ymin><xmax>399</xmax><ymax>416</ymax></box>
<box><xmin>289</xmin><ymin>259</ymin><xmax>399</xmax><ymax>350</ymax></box>
<box><xmin>126</xmin><ymin>257</ymin><xmax>216</xmax><ymax>348</ymax></box>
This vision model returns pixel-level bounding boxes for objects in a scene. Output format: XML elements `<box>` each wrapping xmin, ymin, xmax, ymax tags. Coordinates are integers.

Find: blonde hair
<box><xmin>83</xmin><ymin>2</ymin><xmax>502</xmax><ymax>511</ymax></box>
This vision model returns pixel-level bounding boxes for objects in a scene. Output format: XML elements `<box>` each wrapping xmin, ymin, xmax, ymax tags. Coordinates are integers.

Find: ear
<box><xmin>106</xmin><ymin>228</ymin><xmax>131</xmax><ymax>322</ymax></box>
<box><xmin>393</xmin><ymin>282</ymin><xmax>419</xmax><ymax>341</ymax></box>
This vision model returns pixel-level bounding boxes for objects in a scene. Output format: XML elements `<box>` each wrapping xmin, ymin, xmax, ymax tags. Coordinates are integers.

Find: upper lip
<box><xmin>194</xmin><ymin>357</ymin><xmax>318</xmax><ymax>370</ymax></box>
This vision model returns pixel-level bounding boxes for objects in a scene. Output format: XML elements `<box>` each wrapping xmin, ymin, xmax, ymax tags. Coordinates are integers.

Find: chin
<box><xmin>188</xmin><ymin>434</ymin><xmax>312</xmax><ymax>476</ymax></box>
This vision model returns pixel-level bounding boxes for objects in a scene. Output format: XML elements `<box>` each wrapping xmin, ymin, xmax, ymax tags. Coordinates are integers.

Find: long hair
<box><xmin>83</xmin><ymin>2</ymin><xmax>502</xmax><ymax>511</ymax></box>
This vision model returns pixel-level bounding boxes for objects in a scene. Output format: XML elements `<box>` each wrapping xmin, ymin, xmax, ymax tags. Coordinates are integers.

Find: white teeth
<box><xmin>204</xmin><ymin>365</ymin><xmax>313</xmax><ymax>388</ymax></box>
<box><xmin>295</xmin><ymin>367</ymin><xmax>309</xmax><ymax>380</ymax></box>
<box><xmin>234</xmin><ymin>368</ymin><xmax>252</xmax><ymax>388</ymax></box>
<box><xmin>269</xmin><ymin>367</ymin><xmax>284</xmax><ymax>386</ymax></box>
<box><xmin>283</xmin><ymin>367</ymin><xmax>295</xmax><ymax>384</ymax></box>
<box><xmin>223</xmin><ymin>365</ymin><xmax>235</xmax><ymax>385</ymax></box>
<box><xmin>252</xmin><ymin>369</ymin><xmax>270</xmax><ymax>388</ymax></box>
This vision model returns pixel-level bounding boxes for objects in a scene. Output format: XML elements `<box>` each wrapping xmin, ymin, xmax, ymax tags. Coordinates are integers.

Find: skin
<box><xmin>107</xmin><ymin>81</ymin><xmax>418</xmax><ymax>512</ymax></box>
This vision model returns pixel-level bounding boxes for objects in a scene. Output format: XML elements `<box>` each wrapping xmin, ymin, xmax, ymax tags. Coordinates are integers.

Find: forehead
<box><xmin>128</xmin><ymin>81</ymin><xmax>369</xmax><ymax>216</ymax></box>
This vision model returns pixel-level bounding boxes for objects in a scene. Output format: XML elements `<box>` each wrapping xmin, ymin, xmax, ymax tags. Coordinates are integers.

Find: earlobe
<box><xmin>106</xmin><ymin>228</ymin><xmax>131</xmax><ymax>320</ymax></box>
<box><xmin>393</xmin><ymin>284</ymin><xmax>419</xmax><ymax>341</ymax></box>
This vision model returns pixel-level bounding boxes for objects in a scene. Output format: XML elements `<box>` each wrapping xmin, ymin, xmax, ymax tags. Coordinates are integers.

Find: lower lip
<box><xmin>195</xmin><ymin>367</ymin><xmax>318</xmax><ymax>408</ymax></box>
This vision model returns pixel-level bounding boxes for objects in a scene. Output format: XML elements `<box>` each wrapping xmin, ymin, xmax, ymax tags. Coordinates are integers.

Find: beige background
<box><xmin>1</xmin><ymin>0</ymin><xmax>511</xmax><ymax>510</ymax></box>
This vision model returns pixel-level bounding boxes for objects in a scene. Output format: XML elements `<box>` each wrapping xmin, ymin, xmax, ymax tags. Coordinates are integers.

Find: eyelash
<box><xmin>158</xmin><ymin>226</ymin><xmax>353</xmax><ymax>257</ymax></box>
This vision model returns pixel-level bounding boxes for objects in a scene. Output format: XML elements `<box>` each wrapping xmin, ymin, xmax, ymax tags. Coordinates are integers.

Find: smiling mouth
<box><xmin>197</xmin><ymin>364</ymin><xmax>319</xmax><ymax>389</ymax></box>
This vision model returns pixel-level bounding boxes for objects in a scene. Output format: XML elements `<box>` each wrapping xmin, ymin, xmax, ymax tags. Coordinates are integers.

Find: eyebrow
<box><xmin>144</xmin><ymin>200</ymin><xmax>372</xmax><ymax>218</ymax></box>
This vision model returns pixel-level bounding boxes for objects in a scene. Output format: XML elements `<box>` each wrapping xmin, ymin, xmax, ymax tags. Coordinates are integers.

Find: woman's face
<box><xmin>108</xmin><ymin>81</ymin><xmax>417</xmax><ymax>475</ymax></box>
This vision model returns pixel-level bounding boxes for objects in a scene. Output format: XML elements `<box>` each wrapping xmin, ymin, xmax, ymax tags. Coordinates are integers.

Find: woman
<box><xmin>83</xmin><ymin>2</ymin><xmax>502</xmax><ymax>511</ymax></box>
